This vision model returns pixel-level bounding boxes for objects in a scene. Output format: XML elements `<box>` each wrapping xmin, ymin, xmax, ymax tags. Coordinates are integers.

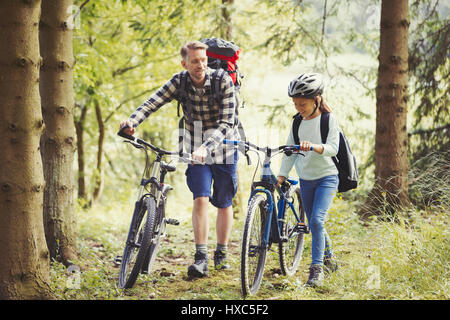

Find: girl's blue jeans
<box><xmin>299</xmin><ymin>175</ymin><xmax>338</xmax><ymax>266</ymax></box>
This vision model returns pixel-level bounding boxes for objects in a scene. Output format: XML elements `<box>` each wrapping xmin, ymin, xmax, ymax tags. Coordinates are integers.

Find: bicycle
<box><xmin>115</xmin><ymin>129</ymin><xmax>197</xmax><ymax>289</ymax></box>
<box><xmin>223</xmin><ymin>139</ymin><xmax>310</xmax><ymax>296</ymax></box>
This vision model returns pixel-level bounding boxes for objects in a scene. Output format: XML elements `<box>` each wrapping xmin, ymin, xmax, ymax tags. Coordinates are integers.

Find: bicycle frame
<box><xmin>252</xmin><ymin>155</ymin><xmax>301</xmax><ymax>248</ymax></box>
<box><xmin>224</xmin><ymin>139</ymin><xmax>304</xmax><ymax>248</ymax></box>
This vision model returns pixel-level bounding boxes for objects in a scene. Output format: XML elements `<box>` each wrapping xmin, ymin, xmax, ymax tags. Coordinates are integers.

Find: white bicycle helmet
<box><xmin>288</xmin><ymin>73</ymin><xmax>324</xmax><ymax>98</ymax></box>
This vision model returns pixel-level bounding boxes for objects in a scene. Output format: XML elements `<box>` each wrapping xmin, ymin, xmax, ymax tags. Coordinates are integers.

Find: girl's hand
<box><xmin>299</xmin><ymin>140</ymin><xmax>312</xmax><ymax>152</ymax></box>
<box><xmin>299</xmin><ymin>140</ymin><xmax>324</xmax><ymax>154</ymax></box>
<box><xmin>276</xmin><ymin>176</ymin><xmax>286</xmax><ymax>187</ymax></box>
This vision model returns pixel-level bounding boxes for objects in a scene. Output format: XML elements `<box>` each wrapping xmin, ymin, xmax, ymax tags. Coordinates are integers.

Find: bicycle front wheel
<box><xmin>241</xmin><ymin>193</ymin><xmax>269</xmax><ymax>297</ymax></box>
<box><xmin>118</xmin><ymin>196</ymin><xmax>157</xmax><ymax>289</ymax></box>
<box><xmin>279</xmin><ymin>184</ymin><xmax>306</xmax><ymax>276</ymax></box>
<box><xmin>141</xmin><ymin>200</ymin><xmax>166</xmax><ymax>275</ymax></box>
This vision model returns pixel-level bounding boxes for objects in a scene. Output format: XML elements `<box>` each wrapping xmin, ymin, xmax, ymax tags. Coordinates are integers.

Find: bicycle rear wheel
<box><xmin>118</xmin><ymin>196</ymin><xmax>157</xmax><ymax>289</ymax></box>
<box><xmin>241</xmin><ymin>194</ymin><xmax>269</xmax><ymax>296</ymax></box>
<box><xmin>279</xmin><ymin>184</ymin><xmax>306</xmax><ymax>276</ymax></box>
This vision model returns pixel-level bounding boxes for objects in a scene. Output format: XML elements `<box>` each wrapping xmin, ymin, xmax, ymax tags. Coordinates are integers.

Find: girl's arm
<box><xmin>300</xmin><ymin>113</ymin><xmax>340</xmax><ymax>155</ymax></box>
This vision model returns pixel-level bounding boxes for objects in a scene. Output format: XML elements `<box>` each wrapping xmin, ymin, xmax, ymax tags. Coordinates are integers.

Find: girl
<box><xmin>277</xmin><ymin>73</ymin><xmax>339</xmax><ymax>287</ymax></box>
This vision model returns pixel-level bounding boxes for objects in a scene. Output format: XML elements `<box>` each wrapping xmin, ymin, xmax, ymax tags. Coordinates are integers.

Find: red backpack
<box><xmin>200</xmin><ymin>37</ymin><xmax>242</xmax><ymax>88</ymax></box>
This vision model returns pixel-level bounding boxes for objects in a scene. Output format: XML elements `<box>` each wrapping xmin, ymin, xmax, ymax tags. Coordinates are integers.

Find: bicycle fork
<box><xmin>251</xmin><ymin>189</ymin><xmax>278</xmax><ymax>248</ymax></box>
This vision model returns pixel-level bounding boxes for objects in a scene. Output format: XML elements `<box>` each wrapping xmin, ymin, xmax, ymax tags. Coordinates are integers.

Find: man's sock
<box><xmin>216</xmin><ymin>243</ymin><xmax>228</xmax><ymax>253</ymax></box>
<box><xmin>196</xmin><ymin>244</ymin><xmax>208</xmax><ymax>256</ymax></box>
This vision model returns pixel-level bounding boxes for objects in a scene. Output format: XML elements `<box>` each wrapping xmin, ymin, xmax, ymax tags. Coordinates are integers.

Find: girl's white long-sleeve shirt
<box><xmin>278</xmin><ymin>113</ymin><xmax>340</xmax><ymax>180</ymax></box>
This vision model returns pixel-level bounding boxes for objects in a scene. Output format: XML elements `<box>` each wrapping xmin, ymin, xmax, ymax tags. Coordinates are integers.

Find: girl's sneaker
<box><xmin>306</xmin><ymin>264</ymin><xmax>324</xmax><ymax>287</ymax></box>
<box><xmin>323</xmin><ymin>256</ymin><xmax>338</xmax><ymax>273</ymax></box>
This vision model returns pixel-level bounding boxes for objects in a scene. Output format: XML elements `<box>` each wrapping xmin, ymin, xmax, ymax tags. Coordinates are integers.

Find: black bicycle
<box><xmin>115</xmin><ymin>129</ymin><xmax>196</xmax><ymax>289</ymax></box>
<box><xmin>223</xmin><ymin>139</ymin><xmax>309</xmax><ymax>296</ymax></box>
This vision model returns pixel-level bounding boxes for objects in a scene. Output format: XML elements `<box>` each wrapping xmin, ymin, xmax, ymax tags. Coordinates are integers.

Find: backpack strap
<box><xmin>292</xmin><ymin>111</ymin><xmax>331</xmax><ymax>148</ymax></box>
<box><xmin>177</xmin><ymin>71</ymin><xmax>191</xmax><ymax>157</ymax></box>
<box><xmin>177</xmin><ymin>71</ymin><xmax>191</xmax><ymax>120</ymax></box>
<box><xmin>320</xmin><ymin>112</ymin><xmax>330</xmax><ymax>144</ymax></box>
<box><xmin>210</xmin><ymin>69</ymin><xmax>225</xmax><ymax>107</ymax></box>
<box><xmin>292</xmin><ymin>113</ymin><xmax>302</xmax><ymax>145</ymax></box>
<box><xmin>320</xmin><ymin>112</ymin><xmax>340</xmax><ymax>168</ymax></box>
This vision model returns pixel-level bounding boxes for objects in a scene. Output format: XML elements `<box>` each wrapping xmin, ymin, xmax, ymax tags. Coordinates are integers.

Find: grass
<box><xmin>49</xmin><ymin>178</ymin><xmax>449</xmax><ymax>300</ymax></box>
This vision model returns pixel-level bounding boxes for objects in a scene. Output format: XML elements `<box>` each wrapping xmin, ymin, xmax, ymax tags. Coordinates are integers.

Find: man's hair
<box><xmin>180</xmin><ymin>41</ymin><xmax>208</xmax><ymax>60</ymax></box>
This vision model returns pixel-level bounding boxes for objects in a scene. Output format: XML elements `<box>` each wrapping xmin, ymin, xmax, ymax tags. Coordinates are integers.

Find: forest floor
<box><xmin>49</xmin><ymin>183</ymin><xmax>449</xmax><ymax>301</ymax></box>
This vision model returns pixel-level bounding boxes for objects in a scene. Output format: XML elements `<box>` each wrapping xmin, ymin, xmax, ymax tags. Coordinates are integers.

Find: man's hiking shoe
<box><xmin>187</xmin><ymin>252</ymin><xmax>209</xmax><ymax>278</ymax></box>
<box><xmin>213</xmin><ymin>250</ymin><xmax>230</xmax><ymax>270</ymax></box>
<box><xmin>306</xmin><ymin>264</ymin><xmax>324</xmax><ymax>288</ymax></box>
<box><xmin>323</xmin><ymin>256</ymin><xmax>338</xmax><ymax>273</ymax></box>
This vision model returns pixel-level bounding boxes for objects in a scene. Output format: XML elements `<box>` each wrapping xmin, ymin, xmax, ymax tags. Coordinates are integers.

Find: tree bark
<box><xmin>92</xmin><ymin>100</ymin><xmax>104</xmax><ymax>202</ymax></box>
<box><xmin>39</xmin><ymin>0</ymin><xmax>77</xmax><ymax>264</ymax></box>
<box><xmin>360</xmin><ymin>0</ymin><xmax>411</xmax><ymax>218</ymax></box>
<box><xmin>219</xmin><ymin>0</ymin><xmax>243</xmax><ymax>218</ymax></box>
<box><xmin>74</xmin><ymin>104</ymin><xmax>88</xmax><ymax>203</ymax></box>
<box><xmin>221</xmin><ymin>0</ymin><xmax>234</xmax><ymax>41</ymax></box>
<box><xmin>0</xmin><ymin>0</ymin><xmax>53</xmax><ymax>299</ymax></box>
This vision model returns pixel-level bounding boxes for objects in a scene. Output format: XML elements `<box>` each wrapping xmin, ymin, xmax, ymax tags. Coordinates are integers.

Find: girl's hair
<box><xmin>315</xmin><ymin>95</ymin><xmax>332</xmax><ymax>113</ymax></box>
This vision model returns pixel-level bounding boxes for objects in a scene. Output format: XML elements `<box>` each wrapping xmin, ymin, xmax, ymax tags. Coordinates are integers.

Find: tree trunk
<box><xmin>221</xmin><ymin>0</ymin><xmax>234</xmax><ymax>41</ymax></box>
<box><xmin>39</xmin><ymin>0</ymin><xmax>77</xmax><ymax>264</ymax></box>
<box><xmin>74</xmin><ymin>104</ymin><xmax>88</xmax><ymax>203</ymax></box>
<box><xmin>220</xmin><ymin>0</ymin><xmax>243</xmax><ymax>218</ymax></box>
<box><xmin>0</xmin><ymin>0</ymin><xmax>53</xmax><ymax>299</ymax></box>
<box><xmin>92</xmin><ymin>100</ymin><xmax>104</xmax><ymax>202</ymax></box>
<box><xmin>360</xmin><ymin>0</ymin><xmax>411</xmax><ymax>218</ymax></box>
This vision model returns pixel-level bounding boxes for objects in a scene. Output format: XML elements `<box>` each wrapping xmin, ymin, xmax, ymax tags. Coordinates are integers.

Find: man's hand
<box><xmin>192</xmin><ymin>145</ymin><xmax>207</xmax><ymax>165</ymax></box>
<box><xmin>119</xmin><ymin>120</ymin><xmax>136</xmax><ymax>135</ymax></box>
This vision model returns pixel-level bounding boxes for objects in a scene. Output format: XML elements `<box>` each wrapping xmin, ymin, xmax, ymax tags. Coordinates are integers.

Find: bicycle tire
<box><xmin>142</xmin><ymin>200</ymin><xmax>166</xmax><ymax>275</ymax></box>
<box><xmin>118</xmin><ymin>196</ymin><xmax>157</xmax><ymax>289</ymax></box>
<box><xmin>241</xmin><ymin>193</ymin><xmax>269</xmax><ymax>296</ymax></box>
<box><xmin>279</xmin><ymin>184</ymin><xmax>306</xmax><ymax>276</ymax></box>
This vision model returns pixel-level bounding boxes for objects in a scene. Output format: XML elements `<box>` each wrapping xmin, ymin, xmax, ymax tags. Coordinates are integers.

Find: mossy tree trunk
<box><xmin>39</xmin><ymin>0</ymin><xmax>77</xmax><ymax>264</ymax></box>
<box><xmin>360</xmin><ymin>0</ymin><xmax>411</xmax><ymax>218</ymax></box>
<box><xmin>0</xmin><ymin>0</ymin><xmax>53</xmax><ymax>299</ymax></box>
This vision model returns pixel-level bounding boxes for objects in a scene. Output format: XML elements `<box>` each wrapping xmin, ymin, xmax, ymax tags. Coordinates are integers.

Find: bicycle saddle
<box><xmin>161</xmin><ymin>161</ymin><xmax>176</xmax><ymax>172</ymax></box>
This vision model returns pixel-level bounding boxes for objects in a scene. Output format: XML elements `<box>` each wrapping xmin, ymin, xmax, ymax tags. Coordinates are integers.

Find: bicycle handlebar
<box><xmin>117</xmin><ymin>127</ymin><xmax>201</xmax><ymax>164</ymax></box>
<box><xmin>223</xmin><ymin>139</ymin><xmax>307</xmax><ymax>156</ymax></box>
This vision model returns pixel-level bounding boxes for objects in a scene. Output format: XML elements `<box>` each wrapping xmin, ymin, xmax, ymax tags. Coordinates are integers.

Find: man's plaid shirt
<box><xmin>128</xmin><ymin>68</ymin><xmax>239</xmax><ymax>164</ymax></box>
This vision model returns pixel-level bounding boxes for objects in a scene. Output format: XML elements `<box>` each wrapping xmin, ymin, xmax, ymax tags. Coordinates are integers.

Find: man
<box><xmin>119</xmin><ymin>41</ymin><xmax>239</xmax><ymax>278</ymax></box>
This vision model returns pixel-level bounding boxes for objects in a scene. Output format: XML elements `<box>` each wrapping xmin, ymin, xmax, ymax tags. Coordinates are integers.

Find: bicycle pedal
<box><xmin>295</xmin><ymin>222</ymin><xmax>310</xmax><ymax>234</ymax></box>
<box><xmin>165</xmin><ymin>218</ymin><xmax>180</xmax><ymax>226</ymax></box>
<box><xmin>113</xmin><ymin>255</ymin><xmax>122</xmax><ymax>266</ymax></box>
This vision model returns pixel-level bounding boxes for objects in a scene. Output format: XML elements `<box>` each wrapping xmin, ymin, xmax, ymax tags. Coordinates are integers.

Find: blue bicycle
<box><xmin>224</xmin><ymin>139</ymin><xmax>309</xmax><ymax>296</ymax></box>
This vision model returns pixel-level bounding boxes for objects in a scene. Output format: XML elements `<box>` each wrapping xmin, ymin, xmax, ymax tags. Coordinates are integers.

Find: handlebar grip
<box><xmin>223</xmin><ymin>139</ymin><xmax>238</xmax><ymax>145</ymax></box>
<box><xmin>293</xmin><ymin>145</ymin><xmax>314</xmax><ymax>151</ymax></box>
<box><xmin>117</xmin><ymin>126</ymin><xmax>136</xmax><ymax>141</ymax></box>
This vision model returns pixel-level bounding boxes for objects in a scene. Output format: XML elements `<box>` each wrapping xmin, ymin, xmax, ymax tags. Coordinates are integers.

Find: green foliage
<box><xmin>409</xmin><ymin>0</ymin><xmax>450</xmax><ymax>127</ymax></box>
<box><xmin>408</xmin><ymin>0</ymin><xmax>450</xmax><ymax>167</ymax></box>
<box><xmin>60</xmin><ymin>0</ymin><xmax>449</xmax><ymax>300</ymax></box>
<box><xmin>50</xmin><ymin>186</ymin><xmax>449</xmax><ymax>299</ymax></box>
